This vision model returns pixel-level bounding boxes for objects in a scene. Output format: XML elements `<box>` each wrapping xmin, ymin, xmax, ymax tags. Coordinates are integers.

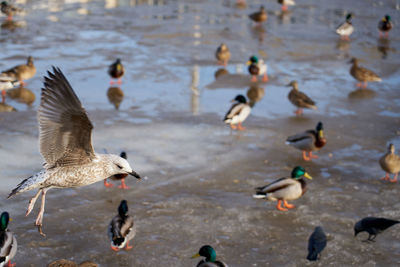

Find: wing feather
<box><xmin>38</xmin><ymin>67</ymin><xmax>94</xmax><ymax>167</ymax></box>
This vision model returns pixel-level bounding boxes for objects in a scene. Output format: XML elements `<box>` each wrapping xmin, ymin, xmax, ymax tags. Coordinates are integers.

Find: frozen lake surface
<box><xmin>0</xmin><ymin>0</ymin><xmax>400</xmax><ymax>266</ymax></box>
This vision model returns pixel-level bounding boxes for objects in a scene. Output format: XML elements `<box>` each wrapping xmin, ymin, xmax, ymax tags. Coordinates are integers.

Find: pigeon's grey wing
<box><xmin>39</xmin><ymin>67</ymin><xmax>95</xmax><ymax>167</ymax></box>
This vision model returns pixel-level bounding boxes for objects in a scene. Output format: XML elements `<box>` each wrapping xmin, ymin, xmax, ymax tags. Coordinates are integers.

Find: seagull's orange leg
<box><xmin>283</xmin><ymin>200</ymin><xmax>295</xmax><ymax>209</ymax></box>
<box><xmin>125</xmin><ymin>240</ymin><xmax>133</xmax><ymax>250</ymax></box>
<box><xmin>309</xmin><ymin>152</ymin><xmax>318</xmax><ymax>159</ymax></box>
<box><xmin>118</xmin><ymin>179</ymin><xmax>130</xmax><ymax>189</ymax></box>
<box><xmin>35</xmin><ymin>188</ymin><xmax>49</xmax><ymax>237</ymax></box>
<box><xmin>302</xmin><ymin>151</ymin><xmax>311</xmax><ymax>161</ymax></box>
<box><xmin>104</xmin><ymin>179</ymin><xmax>114</xmax><ymax>188</ymax></box>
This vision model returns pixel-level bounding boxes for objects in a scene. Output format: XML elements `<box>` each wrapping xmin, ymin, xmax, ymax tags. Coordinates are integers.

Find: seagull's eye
<box><xmin>116</xmin><ymin>164</ymin><xmax>123</xmax><ymax>170</ymax></box>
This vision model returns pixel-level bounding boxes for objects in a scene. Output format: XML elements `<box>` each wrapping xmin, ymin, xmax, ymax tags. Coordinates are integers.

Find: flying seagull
<box><xmin>8</xmin><ymin>67</ymin><xmax>141</xmax><ymax>236</ymax></box>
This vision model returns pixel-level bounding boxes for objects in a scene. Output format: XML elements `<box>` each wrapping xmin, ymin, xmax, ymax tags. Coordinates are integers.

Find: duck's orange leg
<box><xmin>104</xmin><ymin>179</ymin><xmax>114</xmax><ymax>188</ymax></box>
<box><xmin>276</xmin><ymin>200</ymin><xmax>288</xmax><ymax>211</ymax></box>
<box><xmin>251</xmin><ymin>75</ymin><xmax>257</xmax><ymax>82</ymax></box>
<box><xmin>302</xmin><ymin>151</ymin><xmax>311</xmax><ymax>161</ymax></box>
<box><xmin>118</xmin><ymin>179</ymin><xmax>130</xmax><ymax>189</ymax></box>
<box><xmin>237</xmin><ymin>123</ymin><xmax>246</xmax><ymax>131</ymax></box>
<box><xmin>381</xmin><ymin>173</ymin><xmax>390</xmax><ymax>181</ymax></box>
<box><xmin>117</xmin><ymin>78</ymin><xmax>122</xmax><ymax>85</ymax></box>
<box><xmin>309</xmin><ymin>152</ymin><xmax>318</xmax><ymax>159</ymax></box>
<box><xmin>281</xmin><ymin>5</ymin><xmax>288</xmax><ymax>11</ymax></box>
<box><xmin>283</xmin><ymin>200</ymin><xmax>295</xmax><ymax>209</ymax></box>
<box><xmin>390</xmin><ymin>173</ymin><xmax>398</xmax><ymax>183</ymax></box>
<box><xmin>230</xmin><ymin>124</ymin><xmax>237</xmax><ymax>130</ymax></box>
<box><xmin>6</xmin><ymin>261</ymin><xmax>15</xmax><ymax>267</ymax></box>
<box><xmin>262</xmin><ymin>73</ymin><xmax>268</xmax><ymax>82</ymax></box>
<box><xmin>111</xmin><ymin>245</ymin><xmax>119</xmax><ymax>251</ymax></box>
<box><xmin>1</xmin><ymin>90</ymin><xmax>6</xmax><ymax>103</ymax></box>
<box><xmin>295</xmin><ymin>108</ymin><xmax>303</xmax><ymax>115</ymax></box>
<box><xmin>125</xmin><ymin>240</ymin><xmax>133</xmax><ymax>250</ymax></box>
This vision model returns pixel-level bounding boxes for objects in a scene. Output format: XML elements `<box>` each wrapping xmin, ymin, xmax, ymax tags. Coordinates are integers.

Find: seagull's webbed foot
<box><xmin>35</xmin><ymin>188</ymin><xmax>48</xmax><ymax>237</ymax></box>
<box><xmin>104</xmin><ymin>179</ymin><xmax>114</xmax><ymax>188</ymax></box>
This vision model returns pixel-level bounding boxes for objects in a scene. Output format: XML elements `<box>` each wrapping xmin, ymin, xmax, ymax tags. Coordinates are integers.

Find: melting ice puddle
<box><xmin>379</xmin><ymin>111</ymin><xmax>400</xmax><ymax>118</ymax></box>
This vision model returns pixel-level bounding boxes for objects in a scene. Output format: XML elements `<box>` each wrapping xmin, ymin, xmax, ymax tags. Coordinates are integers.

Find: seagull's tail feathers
<box><xmin>8</xmin><ymin>170</ymin><xmax>46</xmax><ymax>198</ymax></box>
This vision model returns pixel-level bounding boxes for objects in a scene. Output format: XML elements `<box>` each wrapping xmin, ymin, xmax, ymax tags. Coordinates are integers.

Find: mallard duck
<box><xmin>223</xmin><ymin>94</ymin><xmax>251</xmax><ymax>131</ymax></box>
<box><xmin>1</xmin><ymin>1</ymin><xmax>21</xmax><ymax>21</ymax></box>
<box><xmin>380</xmin><ymin>144</ymin><xmax>400</xmax><ymax>183</ymax></box>
<box><xmin>278</xmin><ymin>0</ymin><xmax>295</xmax><ymax>11</ymax></box>
<box><xmin>1</xmin><ymin>56</ymin><xmax>36</xmax><ymax>87</ymax></box>
<box><xmin>108</xmin><ymin>59</ymin><xmax>124</xmax><ymax>85</ymax></box>
<box><xmin>247</xmin><ymin>56</ymin><xmax>268</xmax><ymax>82</ymax></box>
<box><xmin>253</xmin><ymin>166</ymin><xmax>312</xmax><ymax>211</ymax></box>
<box><xmin>378</xmin><ymin>15</ymin><xmax>392</xmax><ymax>39</ymax></box>
<box><xmin>215</xmin><ymin>43</ymin><xmax>231</xmax><ymax>67</ymax></box>
<box><xmin>191</xmin><ymin>245</ymin><xmax>228</xmax><ymax>267</ymax></box>
<box><xmin>0</xmin><ymin>77</ymin><xmax>19</xmax><ymax>103</ymax></box>
<box><xmin>0</xmin><ymin>212</ymin><xmax>17</xmax><ymax>267</ymax></box>
<box><xmin>249</xmin><ymin>6</ymin><xmax>267</xmax><ymax>24</ymax></box>
<box><xmin>104</xmin><ymin>152</ymin><xmax>138</xmax><ymax>189</ymax></box>
<box><xmin>107</xmin><ymin>86</ymin><xmax>124</xmax><ymax>110</ymax></box>
<box><xmin>349</xmin><ymin>58</ymin><xmax>381</xmax><ymax>88</ymax></box>
<box><xmin>336</xmin><ymin>13</ymin><xmax>353</xmax><ymax>41</ymax></box>
<box><xmin>109</xmin><ymin>200</ymin><xmax>136</xmax><ymax>251</ymax></box>
<box><xmin>287</xmin><ymin>80</ymin><xmax>317</xmax><ymax>115</ymax></box>
<box><xmin>286</xmin><ymin>122</ymin><xmax>327</xmax><ymax>161</ymax></box>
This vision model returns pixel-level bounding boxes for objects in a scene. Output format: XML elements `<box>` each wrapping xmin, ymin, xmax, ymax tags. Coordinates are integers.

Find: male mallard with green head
<box><xmin>378</xmin><ymin>15</ymin><xmax>392</xmax><ymax>39</ymax></box>
<box><xmin>191</xmin><ymin>245</ymin><xmax>228</xmax><ymax>267</ymax></box>
<box><xmin>278</xmin><ymin>0</ymin><xmax>295</xmax><ymax>12</ymax></box>
<box><xmin>215</xmin><ymin>43</ymin><xmax>231</xmax><ymax>67</ymax></box>
<box><xmin>336</xmin><ymin>13</ymin><xmax>353</xmax><ymax>41</ymax></box>
<box><xmin>247</xmin><ymin>56</ymin><xmax>268</xmax><ymax>82</ymax></box>
<box><xmin>249</xmin><ymin>6</ymin><xmax>267</xmax><ymax>24</ymax></box>
<box><xmin>223</xmin><ymin>94</ymin><xmax>251</xmax><ymax>131</ymax></box>
<box><xmin>108</xmin><ymin>59</ymin><xmax>125</xmax><ymax>85</ymax></box>
<box><xmin>286</xmin><ymin>122</ymin><xmax>327</xmax><ymax>161</ymax></box>
<box><xmin>253</xmin><ymin>166</ymin><xmax>312</xmax><ymax>211</ymax></box>
<box><xmin>349</xmin><ymin>58</ymin><xmax>381</xmax><ymax>89</ymax></box>
<box><xmin>108</xmin><ymin>200</ymin><xmax>136</xmax><ymax>251</ymax></box>
<box><xmin>0</xmin><ymin>212</ymin><xmax>17</xmax><ymax>267</ymax></box>
<box><xmin>380</xmin><ymin>144</ymin><xmax>400</xmax><ymax>183</ymax></box>
<box><xmin>1</xmin><ymin>56</ymin><xmax>36</xmax><ymax>87</ymax></box>
<box><xmin>1</xmin><ymin>1</ymin><xmax>21</xmax><ymax>21</ymax></box>
<box><xmin>287</xmin><ymin>80</ymin><xmax>316</xmax><ymax>115</ymax></box>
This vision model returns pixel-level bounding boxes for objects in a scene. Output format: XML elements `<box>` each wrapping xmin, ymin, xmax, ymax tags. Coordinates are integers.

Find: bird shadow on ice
<box><xmin>107</xmin><ymin>86</ymin><xmax>124</xmax><ymax>110</ymax></box>
<box><xmin>348</xmin><ymin>88</ymin><xmax>376</xmax><ymax>100</ymax></box>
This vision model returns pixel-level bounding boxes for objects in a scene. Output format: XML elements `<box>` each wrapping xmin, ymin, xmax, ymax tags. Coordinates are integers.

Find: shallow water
<box><xmin>1</xmin><ymin>0</ymin><xmax>400</xmax><ymax>266</ymax></box>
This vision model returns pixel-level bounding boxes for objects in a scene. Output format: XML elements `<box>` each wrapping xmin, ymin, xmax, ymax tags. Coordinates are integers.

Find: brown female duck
<box><xmin>349</xmin><ymin>58</ymin><xmax>381</xmax><ymax>88</ymax></box>
<box><xmin>249</xmin><ymin>6</ymin><xmax>267</xmax><ymax>24</ymax></box>
<box><xmin>1</xmin><ymin>56</ymin><xmax>36</xmax><ymax>87</ymax></box>
<box><xmin>287</xmin><ymin>80</ymin><xmax>316</xmax><ymax>115</ymax></box>
<box><xmin>215</xmin><ymin>43</ymin><xmax>231</xmax><ymax>67</ymax></box>
<box><xmin>380</xmin><ymin>144</ymin><xmax>400</xmax><ymax>183</ymax></box>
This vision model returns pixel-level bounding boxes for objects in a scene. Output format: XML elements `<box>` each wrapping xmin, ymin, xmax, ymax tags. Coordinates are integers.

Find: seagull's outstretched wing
<box><xmin>39</xmin><ymin>67</ymin><xmax>95</xmax><ymax>167</ymax></box>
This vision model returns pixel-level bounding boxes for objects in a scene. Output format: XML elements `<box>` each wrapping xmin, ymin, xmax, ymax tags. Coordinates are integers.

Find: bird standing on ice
<box><xmin>223</xmin><ymin>94</ymin><xmax>251</xmax><ymax>131</ymax></box>
<box><xmin>8</xmin><ymin>67</ymin><xmax>141</xmax><ymax>236</ymax></box>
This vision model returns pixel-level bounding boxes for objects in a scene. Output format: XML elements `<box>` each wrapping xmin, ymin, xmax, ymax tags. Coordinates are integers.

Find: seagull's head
<box><xmin>107</xmin><ymin>154</ymin><xmax>141</xmax><ymax>180</ymax></box>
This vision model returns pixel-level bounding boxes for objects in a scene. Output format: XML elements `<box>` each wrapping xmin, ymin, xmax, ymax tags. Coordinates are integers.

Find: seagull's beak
<box><xmin>304</xmin><ymin>172</ymin><xmax>312</xmax><ymax>180</ymax></box>
<box><xmin>191</xmin><ymin>253</ymin><xmax>200</xmax><ymax>259</ymax></box>
<box><xmin>130</xmin><ymin>170</ymin><xmax>141</xmax><ymax>180</ymax></box>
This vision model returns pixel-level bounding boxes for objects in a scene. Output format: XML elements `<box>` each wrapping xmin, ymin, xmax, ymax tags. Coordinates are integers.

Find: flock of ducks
<box><xmin>0</xmin><ymin>0</ymin><xmax>397</xmax><ymax>266</ymax></box>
